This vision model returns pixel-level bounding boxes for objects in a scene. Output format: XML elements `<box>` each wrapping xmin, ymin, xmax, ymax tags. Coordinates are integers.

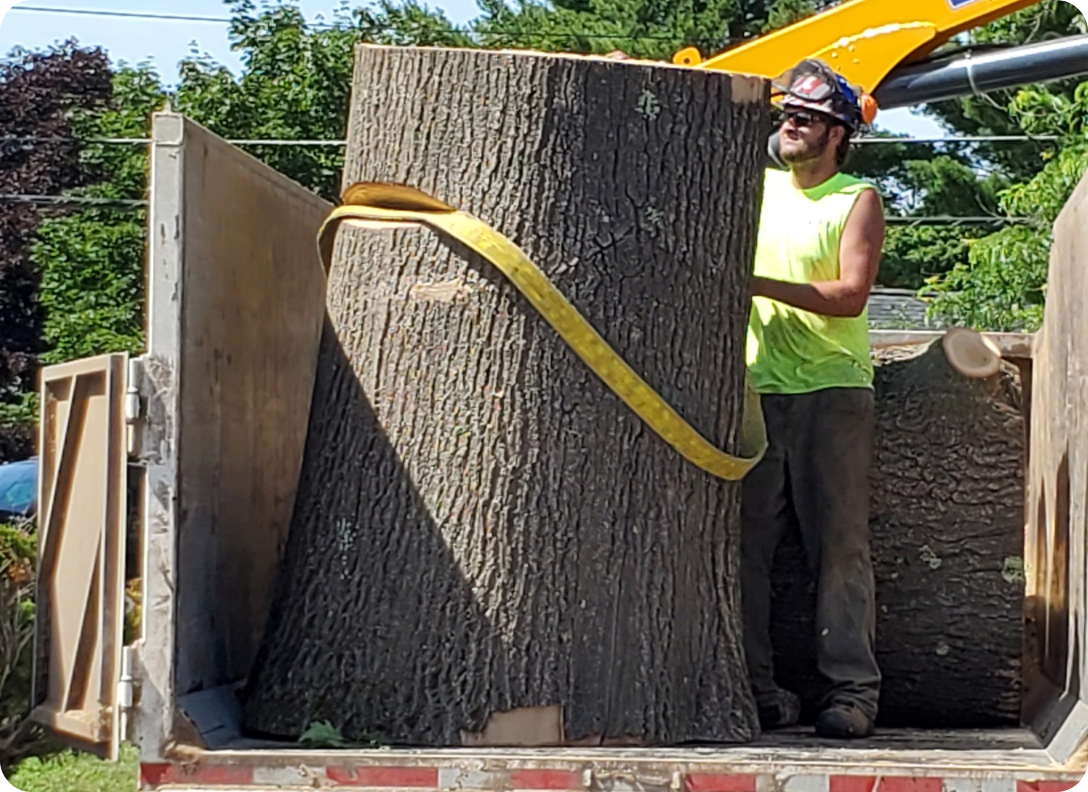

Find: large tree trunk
<box><xmin>243</xmin><ymin>46</ymin><xmax>770</xmax><ymax>746</ymax></box>
<box><xmin>770</xmin><ymin>341</ymin><xmax>1025</xmax><ymax>726</ymax></box>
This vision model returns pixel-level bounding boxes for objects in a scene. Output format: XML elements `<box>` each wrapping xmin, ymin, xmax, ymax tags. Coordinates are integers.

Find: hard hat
<box><xmin>773</xmin><ymin>59</ymin><xmax>868</xmax><ymax>130</ymax></box>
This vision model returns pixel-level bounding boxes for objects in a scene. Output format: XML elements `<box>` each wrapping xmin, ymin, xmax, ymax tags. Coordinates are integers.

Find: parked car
<box><xmin>0</xmin><ymin>456</ymin><xmax>37</xmax><ymax>522</ymax></box>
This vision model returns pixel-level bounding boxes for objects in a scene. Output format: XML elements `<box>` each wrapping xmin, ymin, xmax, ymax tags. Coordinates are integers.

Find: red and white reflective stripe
<box><xmin>832</xmin><ymin>779</ymin><xmax>944</xmax><ymax>792</ymax></box>
<box><xmin>507</xmin><ymin>769</ymin><xmax>585</xmax><ymax>789</ymax></box>
<box><xmin>687</xmin><ymin>773</ymin><xmax>760</xmax><ymax>791</ymax></box>
<box><xmin>139</xmin><ymin>764</ymin><xmax>1084</xmax><ymax>791</ymax></box>
<box><xmin>141</xmin><ymin>763</ymin><xmax>255</xmax><ymax>787</ymax></box>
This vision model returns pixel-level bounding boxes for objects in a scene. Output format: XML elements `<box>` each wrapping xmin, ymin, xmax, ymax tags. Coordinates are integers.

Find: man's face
<box><xmin>778</xmin><ymin>108</ymin><xmax>837</xmax><ymax>165</ymax></box>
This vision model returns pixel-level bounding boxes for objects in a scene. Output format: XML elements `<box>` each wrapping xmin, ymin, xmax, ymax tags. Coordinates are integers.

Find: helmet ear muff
<box><xmin>860</xmin><ymin>94</ymin><xmax>879</xmax><ymax>125</ymax></box>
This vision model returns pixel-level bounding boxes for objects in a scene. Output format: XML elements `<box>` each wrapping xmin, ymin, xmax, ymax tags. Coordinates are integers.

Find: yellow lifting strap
<box><xmin>317</xmin><ymin>182</ymin><xmax>767</xmax><ymax>481</ymax></box>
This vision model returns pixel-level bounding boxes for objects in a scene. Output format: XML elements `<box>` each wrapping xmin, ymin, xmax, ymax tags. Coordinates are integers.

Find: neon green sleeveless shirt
<box><xmin>746</xmin><ymin>168</ymin><xmax>878</xmax><ymax>394</ymax></box>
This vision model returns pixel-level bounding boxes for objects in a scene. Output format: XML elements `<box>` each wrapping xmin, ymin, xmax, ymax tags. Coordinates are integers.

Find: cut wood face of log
<box><xmin>942</xmin><ymin>328</ymin><xmax>1003</xmax><ymax>379</ymax></box>
<box><xmin>771</xmin><ymin>341</ymin><xmax>1025</xmax><ymax>728</ymax></box>
<box><xmin>243</xmin><ymin>46</ymin><xmax>772</xmax><ymax>747</ymax></box>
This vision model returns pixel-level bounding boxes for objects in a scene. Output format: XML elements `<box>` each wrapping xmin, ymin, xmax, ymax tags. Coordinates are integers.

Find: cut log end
<box><xmin>771</xmin><ymin>341</ymin><xmax>1025</xmax><ymax>727</ymax></box>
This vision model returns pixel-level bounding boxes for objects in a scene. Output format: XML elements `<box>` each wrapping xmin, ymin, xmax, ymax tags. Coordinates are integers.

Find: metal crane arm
<box><xmin>673</xmin><ymin>0</ymin><xmax>1042</xmax><ymax>95</ymax></box>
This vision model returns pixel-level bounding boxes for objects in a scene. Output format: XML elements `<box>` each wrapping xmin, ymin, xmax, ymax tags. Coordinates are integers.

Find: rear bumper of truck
<box><xmin>136</xmin><ymin>734</ymin><xmax>1087</xmax><ymax>791</ymax></box>
<box><xmin>136</xmin><ymin>764</ymin><xmax>1085</xmax><ymax>792</ymax></box>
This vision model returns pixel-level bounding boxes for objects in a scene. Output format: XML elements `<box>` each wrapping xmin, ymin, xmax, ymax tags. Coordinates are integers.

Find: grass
<box><xmin>3</xmin><ymin>743</ymin><xmax>138</xmax><ymax>792</ymax></box>
<box><xmin>2</xmin><ymin>513</ymin><xmax>145</xmax><ymax>792</ymax></box>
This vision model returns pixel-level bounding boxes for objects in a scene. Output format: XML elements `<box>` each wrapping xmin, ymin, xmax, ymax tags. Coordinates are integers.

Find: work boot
<box><xmin>815</xmin><ymin>702</ymin><xmax>874</xmax><ymax>739</ymax></box>
<box><xmin>756</xmin><ymin>688</ymin><xmax>801</xmax><ymax>730</ymax></box>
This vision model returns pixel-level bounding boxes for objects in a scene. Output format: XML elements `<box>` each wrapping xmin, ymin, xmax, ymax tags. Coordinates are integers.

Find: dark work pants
<box><xmin>741</xmin><ymin>387</ymin><xmax>881</xmax><ymax>720</ymax></box>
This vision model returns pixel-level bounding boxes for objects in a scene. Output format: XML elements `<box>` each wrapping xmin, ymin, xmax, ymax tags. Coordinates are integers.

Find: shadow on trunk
<box><xmin>242</xmin><ymin>320</ymin><xmax>508</xmax><ymax>745</ymax></box>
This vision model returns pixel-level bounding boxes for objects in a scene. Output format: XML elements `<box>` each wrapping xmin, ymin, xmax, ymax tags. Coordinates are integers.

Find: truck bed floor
<box><xmin>214</xmin><ymin>728</ymin><xmax>1065</xmax><ymax>772</ymax></box>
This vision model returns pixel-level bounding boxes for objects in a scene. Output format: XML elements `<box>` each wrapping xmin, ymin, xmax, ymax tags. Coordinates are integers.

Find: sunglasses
<box><xmin>780</xmin><ymin>109</ymin><xmax>830</xmax><ymax>128</ymax></box>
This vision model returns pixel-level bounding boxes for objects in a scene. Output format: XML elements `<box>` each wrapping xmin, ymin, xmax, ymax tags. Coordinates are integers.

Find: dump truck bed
<box><xmin>30</xmin><ymin>117</ymin><xmax>1088</xmax><ymax>791</ymax></box>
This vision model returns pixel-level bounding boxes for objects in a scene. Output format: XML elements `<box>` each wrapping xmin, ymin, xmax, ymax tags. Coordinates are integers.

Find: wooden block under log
<box><xmin>770</xmin><ymin>341</ymin><xmax>1025</xmax><ymax>727</ymax></box>
<box><xmin>243</xmin><ymin>46</ymin><xmax>771</xmax><ymax>746</ymax></box>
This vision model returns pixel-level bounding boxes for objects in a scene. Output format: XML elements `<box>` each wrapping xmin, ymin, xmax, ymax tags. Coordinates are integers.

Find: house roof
<box><xmin>868</xmin><ymin>287</ymin><xmax>934</xmax><ymax>329</ymax></box>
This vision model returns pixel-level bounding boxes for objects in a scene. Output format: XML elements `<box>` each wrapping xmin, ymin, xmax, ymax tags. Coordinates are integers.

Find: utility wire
<box><xmin>1</xmin><ymin>136</ymin><xmax>348</xmax><ymax>146</ymax></box>
<box><xmin>855</xmin><ymin>135</ymin><xmax>1060</xmax><ymax>144</ymax></box>
<box><xmin>0</xmin><ymin>194</ymin><xmax>147</xmax><ymax>207</ymax></box>
<box><xmin>0</xmin><ymin>194</ymin><xmax>1037</xmax><ymax>225</ymax></box>
<box><xmin>9</xmin><ymin>5</ymin><xmax>236</xmax><ymax>24</ymax></box>
<box><xmin>884</xmin><ymin>216</ymin><xmax>1034</xmax><ymax>226</ymax></box>
<box><xmin>5</xmin><ymin>5</ymin><xmax>682</xmax><ymax>41</ymax></box>
<box><xmin>0</xmin><ymin>134</ymin><xmax>1065</xmax><ymax>146</ymax></box>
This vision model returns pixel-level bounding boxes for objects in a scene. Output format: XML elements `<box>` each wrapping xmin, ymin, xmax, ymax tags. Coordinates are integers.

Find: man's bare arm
<box><xmin>751</xmin><ymin>188</ymin><xmax>885</xmax><ymax>318</ymax></box>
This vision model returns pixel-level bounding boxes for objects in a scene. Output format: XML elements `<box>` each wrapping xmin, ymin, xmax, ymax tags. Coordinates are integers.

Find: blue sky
<box><xmin>1</xmin><ymin>0</ymin><xmax>955</xmax><ymax>137</ymax></box>
<box><xmin>0</xmin><ymin>0</ymin><xmax>477</xmax><ymax>73</ymax></box>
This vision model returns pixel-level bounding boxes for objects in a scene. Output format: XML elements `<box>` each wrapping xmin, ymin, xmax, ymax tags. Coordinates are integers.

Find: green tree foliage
<box><xmin>927</xmin><ymin>81</ymin><xmax>1088</xmax><ymax>330</ymax></box>
<box><xmin>27</xmin><ymin>1</ymin><xmax>469</xmax><ymax>377</ymax></box>
<box><xmin>473</xmin><ymin>0</ymin><xmax>829</xmax><ymax>60</ymax></box>
<box><xmin>28</xmin><ymin>0</ymin><xmax>463</xmax><ymax>385</ymax></box>
<box><xmin>843</xmin><ymin>1</ymin><xmax>1085</xmax><ymax>298</ymax></box>
<box><xmin>915</xmin><ymin>1</ymin><xmax>1087</xmax><ymax>329</ymax></box>
<box><xmin>0</xmin><ymin>520</ymin><xmax>35</xmax><ymax>756</ymax></box>
<box><xmin>34</xmin><ymin>66</ymin><xmax>166</xmax><ymax>364</ymax></box>
<box><xmin>173</xmin><ymin>0</ymin><xmax>471</xmax><ymax>199</ymax></box>
<box><xmin>848</xmin><ymin>137</ymin><xmax>1001</xmax><ymax>290</ymax></box>
<box><xmin>0</xmin><ymin>43</ymin><xmax>112</xmax><ymax>461</ymax></box>
<box><xmin>177</xmin><ymin>3</ymin><xmax>358</xmax><ymax>200</ymax></box>
<box><xmin>879</xmin><ymin>1</ymin><xmax>1085</xmax><ymax>314</ymax></box>
<box><xmin>21</xmin><ymin>0</ymin><xmax>1088</xmax><ymax>372</ymax></box>
<box><xmin>924</xmin><ymin>0</ymin><xmax>1084</xmax><ymax>180</ymax></box>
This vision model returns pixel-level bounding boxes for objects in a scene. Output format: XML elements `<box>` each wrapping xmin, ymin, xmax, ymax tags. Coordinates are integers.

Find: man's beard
<box><xmin>781</xmin><ymin>126</ymin><xmax>831</xmax><ymax>164</ymax></box>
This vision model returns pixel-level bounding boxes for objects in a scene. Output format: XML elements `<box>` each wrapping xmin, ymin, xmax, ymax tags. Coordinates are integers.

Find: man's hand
<box><xmin>750</xmin><ymin>189</ymin><xmax>884</xmax><ymax>318</ymax></box>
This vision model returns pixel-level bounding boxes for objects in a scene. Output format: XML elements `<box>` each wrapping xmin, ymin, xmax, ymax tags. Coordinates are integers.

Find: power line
<box><xmin>885</xmin><ymin>216</ymin><xmax>1034</xmax><ymax>226</ymax></box>
<box><xmin>855</xmin><ymin>135</ymin><xmax>1060</xmax><ymax>144</ymax></box>
<box><xmin>5</xmin><ymin>5</ymin><xmax>681</xmax><ymax>41</ymax></box>
<box><xmin>9</xmin><ymin>5</ymin><xmax>235</xmax><ymax>24</ymax></box>
<box><xmin>0</xmin><ymin>194</ymin><xmax>1037</xmax><ymax>225</ymax></box>
<box><xmin>0</xmin><ymin>194</ymin><xmax>146</xmax><ymax>207</ymax></box>
<box><xmin>0</xmin><ymin>134</ymin><xmax>1067</xmax><ymax>147</ymax></box>
<box><xmin>0</xmin><ymin>136</ymin><xmax>347</xmax><ymax>146</ymax></box>
<box><xmin>469</xmin><ymin>30</ymin><xmax>680</xmax><ymax>41</ymax></box>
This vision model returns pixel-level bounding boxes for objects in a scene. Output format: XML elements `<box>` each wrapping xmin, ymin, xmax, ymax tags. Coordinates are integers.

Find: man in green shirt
<box><xmin>743</xmin><ymin>60</ymin><xmax>886</xmax><ymax>739</ymax></box>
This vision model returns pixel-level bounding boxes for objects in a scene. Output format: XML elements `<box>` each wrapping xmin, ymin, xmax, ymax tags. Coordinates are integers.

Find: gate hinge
<box><xmin>118</xmin><ymin>646</ymin><xmax>137</xmax><ymax>741</ymax></box>
<box><xmin>125</xmin><ymin>357</ymin><xmax>146</xmax><ymax>459</ymax></box>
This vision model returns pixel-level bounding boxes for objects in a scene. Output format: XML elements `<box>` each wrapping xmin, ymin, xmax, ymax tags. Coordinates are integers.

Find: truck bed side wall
<box><xmin>137</xmin><ymin>114</ymin><xmax>329</xmax><ymax>758</ymax></box>
<box><xmin>1025</xmin><ymin>166</ymin><xmax>1088</xmax><ymax>761</ymax></box>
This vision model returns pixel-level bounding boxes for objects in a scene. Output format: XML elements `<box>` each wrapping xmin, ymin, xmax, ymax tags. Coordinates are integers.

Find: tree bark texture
<box><xmin>243</xmin><ymin>46</ymin><xmax>770</xmax><ymax>746</ymax></box>
<box><xmin>770</xmin><ymin>342</ymin><xmax>1025</xmax><ymax>726</ymax></box>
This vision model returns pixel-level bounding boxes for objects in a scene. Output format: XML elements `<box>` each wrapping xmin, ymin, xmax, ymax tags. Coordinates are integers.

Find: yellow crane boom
<box><xmin>673</xmin><ymin>0</ymin><xmax>1041</xmax><ymax>96</ymax></box>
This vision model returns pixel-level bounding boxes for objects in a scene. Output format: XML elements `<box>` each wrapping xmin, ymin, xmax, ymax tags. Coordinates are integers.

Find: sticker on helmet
<box><xmin>794</xmin><ymin>75</ymin><xmax>830</xmax><ymax>99</ymax></box>
<box><xmin>947</xmin><ymin>0</ymin><xmax>983</xmax><ymax>7</ymax></box>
